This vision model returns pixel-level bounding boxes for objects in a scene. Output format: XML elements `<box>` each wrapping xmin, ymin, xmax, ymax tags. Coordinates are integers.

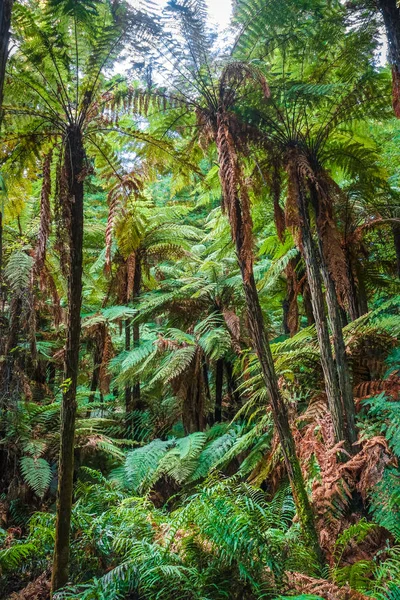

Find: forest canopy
<box><xmin>0</xmin><ymin>0</ymin><xmax>400</xmax><ymax>598</ymax></box>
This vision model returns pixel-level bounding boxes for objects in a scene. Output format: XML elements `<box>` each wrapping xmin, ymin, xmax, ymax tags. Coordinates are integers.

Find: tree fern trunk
<box><xmin>124</xmin><ymin>319</ymin><xmax>132</xmax><ymax>416</ymax></box>
<box><xmin>0</xmin><ymin>0</ymin><xmax>12</xmax><ymax>125</ymax></box>
<box><xmin>317</xmin><ymin>241</ymin><xmax>357</xmax><ymax>448</ymax></box>
<box><xmin>378</xmin><ymin>0</ymin><xmax>400</xmax><ymax>117</ymax></box>
<box><xmin>132</xmin><ymin>259</ymin><xmax>142</xmax><ymax>409</ymax></box>
<box><xmin>214</xmin><ymin>358</ymin><xmax>223</xmax><ymax>422</ymax></box>
<box><xmin>310</xmin><ymin>185</ymin><xmax>357</xmax><ymax>450</ymax></box>
<box><xmin>214</xmin><ymin>118</ymin><xmax>324</xmax><ymax>567</ymax></box>
<box><xmin>392</xmin><ymin>221</ymin><xmax>400</xmax><ymax>278</ymax></box>
<box><xmin>241</xmin><ymin>268</ymin><xmax>324</xmax><ymax>565</ymax></box>
<box><xmin>51</xmin><ymin>125</ymin><xmax>84</xmax><ymax>594</ymax></box>
<box><xmin>0</xmin><ymin>0</ymin><xmax>12</xmax><ymax>299</ymax></box>
<box><xmin>293</xmin><ymin>174</ymin><xmax>349</xmax><ymax>450</ymax></box>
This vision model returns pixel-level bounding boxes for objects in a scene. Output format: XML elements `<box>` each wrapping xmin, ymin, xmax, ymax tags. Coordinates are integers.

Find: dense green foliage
<box><xmin>0</xmin><ymin>0</ymin><xmax>399</xmax><ymax>598</ymax></box>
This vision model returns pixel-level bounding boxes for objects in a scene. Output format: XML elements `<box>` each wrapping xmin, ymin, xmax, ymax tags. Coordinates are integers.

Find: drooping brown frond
<box><xmin>284</xmin><ymin>571</ymin><xmax>370</xmax><ymax>600</ymax></box>
<box><xmin>219</xmin><ymin>62</ymin><xmax>270</xmax><ymax>106</ymax></box>
<box><xmin>284</xmin><ymin>259</ymin><xmax>299</xmax><ymax>336</ymax></box>
<box><xmin>216</xmin><ymin>114</ymin><xmax>253</xmax><ymax>281</ymax></box>
<box><xmin>7</xmin><ymin>570</ymin><xmax>50</xmax><ymax>600</ymax></box>
<box><xmin>284</xmin><ymin>161</ymin><xmax>301</xmax><ymax>246</ymax></box>
<box><xmin>54</xmin><ymin>160</ymin><xmax>70</xmax><ymax>278</ymax></box>
<box><xmin>297</xmin><ymin>408</ymin><xmax>396</xmax><ymax>556</ymax></box>
<box><xmin>317</xmin><ymin>202</ymin><xmax>351</xmax><ymax>309</ymax></box>
<box><xmin>354</xmin><ymin>371</ymin><xmax>400</xmax><ymax>402</ymax></box>
<box><xmin>342</xmin><ymin>437</ymin><xmax>396</xmax><ymax>500</ymax></box>
<box><xmin>392</xmin><ymin>65</ymin><xmax>400</xmax><ymax>117</ymax></box>
<box><xmin>39</xmin><ymin>265</ymin><xmax>63</xmax><ymax>328</ymax></box>
<box><xmin>126</xmin><ymin>252</ymin><xmax>136</xmax><ymax>301</ymax></box>
<box><xmin>222</xmin><ymin>308</ymin><xmax>241</xmax><ymax>352</ymax></box>
<box><xmin>34</xmin><ymin>151</ymin><xmax>52</xmax><ymax>276</ymax></box>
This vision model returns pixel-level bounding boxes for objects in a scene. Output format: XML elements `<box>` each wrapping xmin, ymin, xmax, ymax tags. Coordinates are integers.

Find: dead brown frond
<box><xmin>216</xmin><ymin>114</ymin><xmax>254</xmax><ymax>281</ymax></box>
<box><xmin>222</xmin><ymin>308</ymin><xmax>241</xmax><ymax>353</ymax></box>
<box><xmin>285</xmin><ymin>571</ymin><xmax>370</xmax><ymax>599</ymax></box>
<box><xmin>34</xmin><ymin>151</ymin><xmax>52</xmax><ymax>276</ymax></box>
<box><xmin>8</xmin><ymin>571</ymin><xmax>50</xmax><ymax>600</ymax></box>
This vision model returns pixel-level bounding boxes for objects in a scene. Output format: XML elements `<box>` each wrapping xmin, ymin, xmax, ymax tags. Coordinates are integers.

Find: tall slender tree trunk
<box><xmin>378</xmin><ymin>0</ymin><xmax>400</xmax><ymax>117</ymax></box>
<box><xmin>241</xmin><ymin>268</ymin><xmax>323</xmax><ymax>564</ymax></box>
<box><xmin>319</xmin><ymin>253</ymin><xmax>357</xmax><ymax>448</ymax></box>
<box><xmin>310</xmin><ymin>184</ymin><xmax>357</xmax><ymax>449</ymax></box>
<box><xmin>214</xmin><ymin>358</ymin><xmax>223</xmax><ymax>422</ymax></box>
<box><xmin>0</xmin><ymin>0</ymin><xmax>12</xmax><ymax>125</ymax></box>
<box><xmin>0</xmin><ymin>0</ymin><xmax>13</xmax><ymax>290</ymax></box>
<box><xmin>392</xmin><ymin>221</ymin><xmax>400</xmax><ymax>278</ymax></box>
<box><xmin>51</xmin><ymin>125</ymin><xmax>84</xmax><ymax>594</ymax></box>
<box><xmin>124</xmin><ymin>319</ymin><xmax>132</xmax><ymax>415</ymax></box>
<box><xmin>132</xmin><ymin>258</ymin><xmax>141</xmax><ymax>408</ymax></box>
<box><xmin>291</xmin><ymin>170</ymin><xmax>349</xmax><ymax>450</ymax></box>
<box><xmin>215</xmin><ymin>119</ymin><xmax>323</xmax><ymax>566</ymax></box>
<box><xmin>345</xmin><ymin>251</ymin><xmax>360</xmax><ymax>322</ymax></box>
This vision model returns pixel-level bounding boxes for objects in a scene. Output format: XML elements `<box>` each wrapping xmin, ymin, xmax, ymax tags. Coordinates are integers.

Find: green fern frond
<box><xmin>20</xmin><ymin>456</ymin><xmax>52</xmax><ymax>498</ymax></box>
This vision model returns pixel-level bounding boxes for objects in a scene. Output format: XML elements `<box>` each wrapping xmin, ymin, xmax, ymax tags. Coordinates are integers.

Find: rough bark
<box><xmin>378</xmin><ymin>0</ymin><xmax>400</xmax><ymax>117</ymax></box>
<box><xmin>0</xmin><ymin>0</ymin><xmax>12</xmax><ymax>293</ymax></box>
<box><xmin>0</xmin><ymin>0</ymin><xmax>12</xmax><ymax>125</ymax></box>
<box><xmin>303</xmin><ymin>282</ymin><xmax>315</xmax><ymax>325</ymax></box>
<box><xmin>214</xmin><ymin>358</ymin><xmax>223</xmax><ymax>422</ymax></box>
<box><xmin>345</xmin><ymin>250</ymin><xmax>360</xmax><ymax>321</ymax></box>
<box><xmin>125</xmin><ymin>257</ymin><xmax>142</xmax><ymax>430</ymax></box>
<box><xmin>241</xmin><ymin>269</ymin><xmax>324</xmax><ymax>565</ymax></box>
<box><xmin>293</xmin><ymin>173</ymin><xmax>349</xmax><ymax>450</ymax></box>
<box><xmin>283</xmin><ymin>258</ymin><xmax>299</xmax><ymax>336</ymax></box>
<box><xmin>311</xmin><ymin>185</ymin><xmax>357</xmax><ymax>449</ymax></box>
<box><xmin>132</xmin><ymin>258</ymin><xmax>141</xmax><ymax>409</ymax></box>
<box><xmin>392</xmin><ymin>221</ymin><xmax>400</xmax><ymax>278</ymax></box>
<box><xmin>319</xmin><ymin>253</ymin><xmax>357</xmax><ymax>449</ymax></box>
<box><xmin>51</xmin><ymin>126</ymin><xmax>84</xmax><ymax>594</ymax></box>
<box><xmin>124</xmin><ymin>319</ymin><xmax>132</xmax><ymax>415</ymax></box>
<box><xmin>215</xmin><ymin>119</ymin><xmax>324</xmax><ymax>566</ymax></box>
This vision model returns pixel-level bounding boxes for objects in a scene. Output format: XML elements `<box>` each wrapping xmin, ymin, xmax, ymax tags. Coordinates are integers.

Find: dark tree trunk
<box><xmin>0</xmin><ymin>0</ymin><xmax>12</xmax><ymax>124</ymax></box>
<box><xmin>214</xmin><ymin>358</ymin><xmax>223</xmax><ymax>422</ymax></box>
<box><xmin>303</xmin><ymin>282</ymin><xmax>315</xmax><ymax>325</ymax></box>
<box><xmin>0</xmin><ymin>0</ymin><xmax>12</xmax><ymax>295</ymax></box>
<box><xmin>345</xmin><ymin>250</ymin><xmax>361</xmax><ymax>321</ymax></box>
<box><xmin>283</xmin><ymin>258</ymin><xmax>299</xmax><ymax>336</ymax></box>
<box><xmin>378</xmin><ymin>0</ymin><xmax>400</xmax><ymax>117</ymax></box>
<box><xmin>293</xmin><ymin>174</ymin><xmax>349</xmax><ymax>450</ymax></box>
<box><xmin>310</xmin><ymin>184</ymin><xmax>357</xmax><ymax>450</ymax></box>
<box><xmin>131</xmin><ymin>322</ymin><xmax>140</xmax><ymax>408</ymax></box>
<box><xmin>215</xmin><ymin>118</ymin><xmax>323</xmax><ymax>566</ymax></box>
<box><xmin>89</xmin><ymin>344</ymin><xmax>102</xmax><ymax>403</ymax></box>
<box><xmin>124</xmin><ymin>319</ymin><xmax>132</xmax><ymax>413</ymax></box>
<box><xmin>319</xmin><ymin>253</ymin><xmax>357</xmax><ymax>449</ymax></box>
<box><xmin>392</xmin><ymin>221</ymin><xmax>400</xmax><ymax>278</ymax></box>
<box><xmin>241</xmin><ymin>269</ymin><xmax>324</xmax><ymax>565</ymax></box>
<box><xmin>0</xmin><ymin>295</ymin><xmax>21</xmax><ymax>398</ymax></box>
<box><xmin>131</xmin><ymin>258</ymin><xmax>141</xmax><ymax>409</ymax></box>
<box><xmin>125</xmin><ymin>258</ymin><xmax>142</xmax><ymax>432</ymax></box>
<box><xmin>51</xmin><ymin>126</ymin><xmax>85</xmax><ymax>594</ymax></box>
<box><xmin>225</xmin><ymin>361</ymin><xmax>240</xmax><ymax>408</ymax></box>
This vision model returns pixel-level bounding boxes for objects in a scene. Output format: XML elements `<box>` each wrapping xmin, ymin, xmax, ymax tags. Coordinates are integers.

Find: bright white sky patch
<box><xmin>206</xmin><ymin>0</ymin><xmax>232</xmax><ymax>30</ymax></box>
<box><xmin>129</xmin><ymin>0</ymin><xmax>232</xmax><ymax>31</ymax></box>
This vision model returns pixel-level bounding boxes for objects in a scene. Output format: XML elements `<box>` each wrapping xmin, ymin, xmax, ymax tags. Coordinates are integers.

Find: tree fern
<box><xmin>20</xmin><ymin>456</ymin><xmax>52</xmax><ymax>498</ymax></box>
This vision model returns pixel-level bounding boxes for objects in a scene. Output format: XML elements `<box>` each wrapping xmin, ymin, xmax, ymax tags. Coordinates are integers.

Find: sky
<box><xmin>131</xmin><ymin>0</ymin><xmax>233</xmax><ymax>31</ymax></box>
<box><xmin>205</xmin><ymin>0</ymin><xmax>232</xmax><ymax>30</ymax></box>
